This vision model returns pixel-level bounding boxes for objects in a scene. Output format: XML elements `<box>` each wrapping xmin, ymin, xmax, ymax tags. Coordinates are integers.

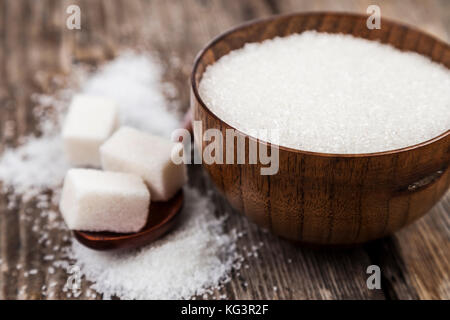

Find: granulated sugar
<box><xmin>0</xmin><ymin>135</ymin><xmax>69</xmax><ymax>202</ymax></box>
<box><xmin>199</xmin><ymin>31</ymin><xmax>450</xmax><ymax>154</ymax></box>
<box><xmin>0</xmin><ymin>72</ymin><xmax>83</xmax><ymax>202</ymax></box>
<box><xmin>82</xmin><ymin>52</ymin><xmax>179</xmax><ymax>137</ymax></box>
<box><xmin>68</xmin><ymin>187</ymin><xmax>240</xmax><ymax>300</ymax></box>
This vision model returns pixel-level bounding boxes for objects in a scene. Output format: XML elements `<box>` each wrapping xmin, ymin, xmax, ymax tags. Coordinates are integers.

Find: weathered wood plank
<box><xmin>391</xmin><ymin>193</ymin><xmax>449</xmax><ymax>299</ymax></box>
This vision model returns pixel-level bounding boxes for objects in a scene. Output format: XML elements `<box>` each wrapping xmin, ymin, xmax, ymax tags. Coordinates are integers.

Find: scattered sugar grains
<box><xmin>0</xmin><ymin>135</ymin><xmax>70</xmax><ymax>201</ymax></box>
<box><xmin>82</xmin><ymin>52</ymin><xmax>179</xmax><ymax>137</ymax></box>
<box><xmin>0</xmin><ymin>52</ymin><xmax>179</xmax><ymax>200</ymax></box>
<box><xmin>69</xmin><ymin>188</ymin><xmax>239</xmax><ymax>300</ymax></box>
<box><xmin>199</xmin><ymin>31</ymin><xmax>450</xmax><ymax>154</ymax></box>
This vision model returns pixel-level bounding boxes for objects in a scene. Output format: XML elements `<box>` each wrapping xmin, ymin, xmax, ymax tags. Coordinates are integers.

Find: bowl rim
<box><xmin>191</xmin><ymin>11</ymin><xmax>450</xmax><ymax>158</ymax></box>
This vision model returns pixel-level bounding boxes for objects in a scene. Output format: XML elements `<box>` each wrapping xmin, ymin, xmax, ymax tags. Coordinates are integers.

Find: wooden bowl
<box><xmin>191</xmin><ymin>12</ymin><xmax>450</xmax><ymax>245</ymax></box>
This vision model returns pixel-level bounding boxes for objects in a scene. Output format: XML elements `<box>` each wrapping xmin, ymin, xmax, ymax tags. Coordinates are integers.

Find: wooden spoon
<box><xmin>73</xmin><ymin>190</ymin><xmax>184</xmax><ymax>251</ymax></box>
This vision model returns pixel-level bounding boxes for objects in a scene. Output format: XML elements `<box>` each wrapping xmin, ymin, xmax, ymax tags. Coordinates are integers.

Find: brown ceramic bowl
<box><xmin>190</xmin><ymin>12</ymin><xmax>450</xmax><ymax>245</ymax></box>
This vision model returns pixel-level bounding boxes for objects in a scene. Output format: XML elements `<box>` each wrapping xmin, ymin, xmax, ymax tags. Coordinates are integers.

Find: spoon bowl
<box><xmin>74</xmin><ymin>190</ymin><xmax>184</xmax><ymax>251</ymax></box>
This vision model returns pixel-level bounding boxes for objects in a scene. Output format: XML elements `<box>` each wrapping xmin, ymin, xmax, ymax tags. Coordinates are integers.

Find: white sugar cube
<box><xmin>100</xmin><ymin>127</ymin><xmax>187</xmax><ymax>201</ymax></box>
<box><xmin>59</xmin><ymin>169</ymin><xmax>150</xmax><ymax>233</ymax></box>
<box><xmin>62</xmin><ymin>94</ymin><xmax>119</xmax><ymax>167</ymax></box>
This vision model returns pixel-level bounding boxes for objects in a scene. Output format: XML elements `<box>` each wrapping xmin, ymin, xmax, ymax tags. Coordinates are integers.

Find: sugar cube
<box><xmin>59</xmin><ymin>169</ymin><xmax>150</xmax><ymax>233</ymax></box>
<box><xmin>62</xmin><ymin>94</ymin><xmax>119</xmax><ymax>167</ymax></box>
<box><xmin>100</xmin><ymin>127</ymin><xmax>187</xmax><ymax>201</ymax></box>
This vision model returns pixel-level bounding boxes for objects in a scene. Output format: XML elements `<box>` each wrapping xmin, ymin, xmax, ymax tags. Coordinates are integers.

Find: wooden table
<box><xmin>0</xmin><ymin>0</ymin><xmax>448</xmax><ymax>300</ymax></box>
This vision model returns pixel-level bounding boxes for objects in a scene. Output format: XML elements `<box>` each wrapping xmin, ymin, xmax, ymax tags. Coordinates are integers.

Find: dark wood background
<box><xmin>0</xmin><ymin>0</ymin><xmax>449</xmax><ymax>300</ymax></box>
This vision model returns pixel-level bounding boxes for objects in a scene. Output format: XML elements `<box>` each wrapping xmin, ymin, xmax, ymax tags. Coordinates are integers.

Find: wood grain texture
<box><xmin>191</xmin><ymin>12</ymin><xmax>450</xmax><ymax>244</ymax></box>
<box><xmin>0</xmin><ymin>0</ymin><xmax>448</xmax><ymax>300</ymax></box>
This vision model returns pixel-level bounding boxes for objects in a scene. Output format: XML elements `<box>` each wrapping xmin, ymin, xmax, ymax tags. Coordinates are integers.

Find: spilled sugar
<box><xmin>81</xmin><ymin>53</ymin><xmax>179</xmax><ymax>137</ymax></box>
<box><xmin>0</xmin><ymin>52</ymin><xmax>251</xmax><ymax>299</ymax></box>
<box><xmin>0</xmin><ymin>73</ymin><xmax>82</xmax><ymax>202</ymax></box>
<box><xmin>0</xmin><ymin>135</ymin><xmax>70</xmax><ymax>202</ymax></box>
<box><xmin>68</xmin><ymin>188</ymin><xmax>240</xmax><ymax>300</ymax></box>
<box><xmin>199</xmin><ymin>31</ymin><xmax>450</xmax><ymax>154</ymax></box>
<box><xmin>0</xmin><ymin>52</ymin><xmax>179</xmax><ymax>200</ymax></box>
